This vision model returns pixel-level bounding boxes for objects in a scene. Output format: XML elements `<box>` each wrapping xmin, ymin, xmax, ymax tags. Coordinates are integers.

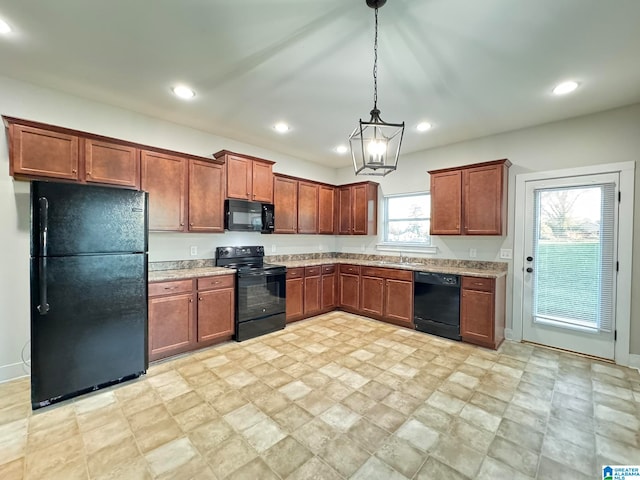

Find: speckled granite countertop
<box><xmin>148</xmin><ymin>254</ymin><xmax>507</xmax><ymax>281</ymax></box>
<box><xmin>276</xmin><ymin>258</ymin><xmax>506</xmax><ymax>278</ymax></box>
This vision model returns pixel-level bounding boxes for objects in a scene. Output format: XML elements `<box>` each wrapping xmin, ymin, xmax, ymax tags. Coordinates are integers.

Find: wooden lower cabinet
<box><xmin>196</xmin><ymin>276</ymin><xmax>235</xmax><ymax>343</ymax></box>
<box><xmin>359</xmin><ymin>267</ymin><xmax>413</xmax><ymax>327</ymax></box>
<box><xmin>303</xmin><ymin>266</ymin><xmax>321</xmax><ymax>316</ymax></box>
<box><xmin>321</xmin><ymin>265</ymin><xmax>337</xmax><ymax>311</ymax></box>
<box><xmin>339</xmin><ymin>265</ymin><xmax>361</xmax><ymax>312</ymax></box>
<box><xmin>148</xmin><ymin>275</ymin><xmax>235</xmax><ymax>361</ymax></box>
<box><xmin>361</xmin><ymin>275</ymin><xmax>384</xmax><ymax>317</ymax></box>
<box><xmin>384</xmin><ymin>278</ymin><xmax>413</xmax><ymax>327</ymax></box>
<box><xmin>286</xmin><ymin>268</ymin><xmax>304</xmax><ymax>322</ymax></box>
<box><xmin>460</xmin><ymin>275</ymin><xmax>505</xmax><ymax>349</ymax></box>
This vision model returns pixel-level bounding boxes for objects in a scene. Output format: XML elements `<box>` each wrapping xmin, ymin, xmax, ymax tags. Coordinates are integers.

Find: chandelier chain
<box><xmin>373</xmin><ymin>6</ymin><xmax>378</xmax><ymax>110</ymax></box>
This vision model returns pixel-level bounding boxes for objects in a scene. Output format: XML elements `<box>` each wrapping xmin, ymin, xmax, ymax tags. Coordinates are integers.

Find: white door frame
<box><xmin>513</xmin><ymin>161</ymin><xmax>635</xmax><ymax>366</ymax></box>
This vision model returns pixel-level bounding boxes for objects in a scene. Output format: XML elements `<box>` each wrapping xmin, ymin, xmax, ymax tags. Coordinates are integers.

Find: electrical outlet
<box><xmin>190</xmin><ymin>246</ymin><xmax>197</xmax><ymax>256</ymax></box>
<box><xmin>361</xmin><ymin>244</ymin><xmax>366</xmax><ymax>252</ymax></box>
<box><xmin>500</xmin><ymin>248</ymin><xmax>513</xmax><ymax>259</ymax></box>
<box><xmin>318</xmin><ymin>244</ymin><xmax>323</xmax><ymax>251</ymax></box>
<box><xmin>469</xmin><ymin>248</ymin><xmax>477</xmax><ymax>258</ymax></box>
<box><xmin>271</xmin><ymin>245</ymin><xmax>276</xmax><ymax>253</ymax></box>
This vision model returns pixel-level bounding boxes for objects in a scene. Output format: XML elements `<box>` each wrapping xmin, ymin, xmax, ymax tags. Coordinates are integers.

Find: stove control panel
<box><xmin>215</xmin><ymin>246</ymin><xmax>265</xmax><ymax>259</ymax></box>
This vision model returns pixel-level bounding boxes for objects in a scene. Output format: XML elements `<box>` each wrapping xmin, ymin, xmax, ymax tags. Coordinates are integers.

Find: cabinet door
<box><xmin>339</xmin><ymin>273</ymin><xmax>360</xmax><ymax>311</ymax></box>
<box><xmin>352</xmin><ymin>184</ymin><xmax>369</xmax><ymax>235</ymax></box>
<box><xmin>188</xmin><ymin>160</ymin><xmax>224</xmax><ymax>232</ymax></box>
<box><xmin>361</xmin><ymin>275</ymin><xmax>384</xmax><ymax>317</ymax></box>
<box><xmin>286</xmin><ymin>278</ymin><xmax>304</xmax><ymax>322</ymax></box>
<box><xmin>11</xmin><ymin>124</ymin><xmax>79</xmax><ymax>180</ymax></box>
<box><xmin>84</xmin><ymin>139</ymin><xmax>139</xmax><ymax>188</ymax></box>
<box><xmin>274</xmin><ymin>176</ymin><xmax>298</xmax><ymax>233</ymax></box>
<box><xmin>252</xmin><ymin>161</ymin><xmax>273</xmax><ymax>203</ymax></box>
<box><xmin>338</xmin><ymin>186</ymin><xmax>352</xmax><ymax>234</ymax></box>
<box><xmin>384</xmin><ymin>279</ymin><xmax>413</xmax><ymax>327</ymax></box>
<box><xmin>304</xmin><ymin>275</ymin><xmax>321</xmax><ymax>316</ymax></box>
<box><xmin>460</xmin><ymin>289</ymin><xmax>494</xmax><ymax>346</ymax></box>
<box><xmin>430</xmin><ymin>170</ymin><xmax>462</xmax><ymax>235</ymax></box>
<box><xmin>321</xmin><ymin>272</ymin><xmax>336</xmax><ymax>310</ymax></box>
<box><xmin>197</xmin><ymin>288</ymin><xmax>234</xmax><ymax>342</ymax></box>
<box><xmin>226</xmin><ymin>155</ymin><xmax>251</xmax><ymax>200</ymax></box>
<box><xmin>141</xmin><ymin>151</ymin><xmax>188</xmax><ymax>231</ymax></box>
<box><xmin>318</xmin><ymin>185</ymin><xmax>336</xmax><ymax>234</ymax></box>
<box><xmin>298</xmin><ymin>181</ymin><xmax>319</xmax><ymax>234</ymax></box>
<box><xmin>148</xmin><ymin>293</ymin><xmax>194</xmax><ymax>361</ymax></box>
<box><xmin>464</xmin><ymin>164</ymin><xmax>504</xmax><ymax>235</ymax></box>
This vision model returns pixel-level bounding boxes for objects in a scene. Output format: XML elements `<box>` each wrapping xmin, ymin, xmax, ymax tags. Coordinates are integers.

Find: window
<box><xmin>383</xmin><ymin>193</ymin><xmax>431</xmax><ymax>244</ymax></box>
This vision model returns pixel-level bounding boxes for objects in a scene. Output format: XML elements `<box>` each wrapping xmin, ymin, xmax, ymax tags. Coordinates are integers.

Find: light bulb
<box><xmin>367</xmin><ymin>139</ymin><xmax>386</xmax><ymax>164</ymax></box>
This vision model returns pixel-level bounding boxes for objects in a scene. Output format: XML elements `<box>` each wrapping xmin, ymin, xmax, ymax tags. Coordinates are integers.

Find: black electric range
<box><xmin>215</xmin><ymin>246</ymin><xmax>286</xmax><ymax>341</ymax></box>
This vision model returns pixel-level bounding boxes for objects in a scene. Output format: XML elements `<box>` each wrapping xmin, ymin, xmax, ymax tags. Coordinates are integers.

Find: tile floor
<box><xmin>1</xmin><ymin>312</ymin><xmax>639</xmax><ymax>479</ymax></box>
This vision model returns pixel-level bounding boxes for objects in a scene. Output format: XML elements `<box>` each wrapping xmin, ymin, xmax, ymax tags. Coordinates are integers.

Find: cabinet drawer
<box><xmin>149</xmin><ymin>279</ymin><xmax>193</xmax><ymax>297</ymax></box>
<box><xmin>321</xmin><ymin>264</ymin><xmax>336</xmax><ymax>275</ymax></box>
<box><xmin>197</xmin><ymin>275</ymin><xmax>235</xmax><ymax>291</ymax></box>
<box><xmin>340</xmin><ymin>264</ymin><xmax>360</xmax><ymax>275</ymax></box>
<box><xmin>361</xmin><ymin>266</ymin><xmax>387</xmax><ymax>278</ymax></box>
<box><xmin>462</xmin><ymin>276</ymin><xmax>494</xmax><ymax>292</ymax></box>
<box><xmin>287</xmin><ymin>267</ymin><xmax>305</xmax><ymax>279</ymax></box>
<box><xmin>305</xmin><ymin>266</ymin><xmax>321</xmax><ymax>277</ymax></box>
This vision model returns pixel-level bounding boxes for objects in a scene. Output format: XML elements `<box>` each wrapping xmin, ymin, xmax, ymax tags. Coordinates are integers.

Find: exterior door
<box><xmin>522</xmin><ymin>173</ymin><xmax>619</xmax><ymax>359</ymax></box>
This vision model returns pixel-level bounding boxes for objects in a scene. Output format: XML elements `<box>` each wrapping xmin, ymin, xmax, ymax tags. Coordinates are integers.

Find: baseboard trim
<box><xmin>504</xmin><ymin>328</ymin><xmax>514</xmax><ymax>341</ymax></box>
<box><xmin>628</xmin><ymin>354</ymin><xmax>640</xmax><ymax>370</ymax></box>
<box><xmin>0</xmin><ymin>362</ymin><xmax>30</xmax><ymax>384</ymax></box>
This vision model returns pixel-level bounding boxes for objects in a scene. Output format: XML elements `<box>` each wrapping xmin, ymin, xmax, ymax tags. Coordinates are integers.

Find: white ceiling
<box><xmin>1</xmin><ymin>0</ymin><xmax>639</xmax><ymax>168</ymax></box>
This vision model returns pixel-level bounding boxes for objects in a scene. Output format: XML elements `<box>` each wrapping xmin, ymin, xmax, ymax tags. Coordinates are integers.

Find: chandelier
<box><xmin>349</xmin><ymin>0</ymin><xmax>404</xmax><ymax>177</ymax></box>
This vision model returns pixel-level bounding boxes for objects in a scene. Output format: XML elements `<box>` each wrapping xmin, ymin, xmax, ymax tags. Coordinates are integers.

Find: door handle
<box><xmin>39</xmin><ymin>197</ymin><xmax>49</xmax><ymax>256</ymax></box>
<box><xmin>37</xmin><ymin>257</ymin><xmax>50</xmax><ymax>315</ymax></box>
<box><xmin>526</xmin><ymin>256</ymin><xmax>533</xmax><ymax>262</ymax></box>
<box><xmin>526</xmin><ymin>267</ymin><xmax>533</xmax><ymax>273</ymax></box>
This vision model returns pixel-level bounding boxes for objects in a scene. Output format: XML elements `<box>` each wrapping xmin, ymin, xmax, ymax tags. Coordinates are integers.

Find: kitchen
<box><xmin>1</xmin><ymin>1</ymin><xmax>640</xmax><ymax>479</ymax></box>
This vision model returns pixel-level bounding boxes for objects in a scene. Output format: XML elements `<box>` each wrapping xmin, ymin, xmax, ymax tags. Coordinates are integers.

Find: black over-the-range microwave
<box><xmin>224</xmin><ymin>199</ymin><xmax>275</xmax><ymax>233</ymax></box>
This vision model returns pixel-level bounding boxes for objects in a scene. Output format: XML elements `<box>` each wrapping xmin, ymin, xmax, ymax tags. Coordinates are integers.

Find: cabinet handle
<box><xmin>180</xmin><ymin>222</ymin><xmax>184</xmax><ymax>226</ymax></box>
<box><xmin>86</xmin><ymin>171</ymin><xmax>91</xmax><ymax>176</ymax></box>
<box><xmin>72</xmin><ymin>169</ymin><xmax>77</xmax><ymax>174</ymax></box>
<box><xmin>189</xmin><ymin>298</ymin><xmax>193</xmax><ymax>303</ymax></box>
<box><xmin>199</xmin><ymin>297</ymin><xmax>203</xmax><ymax>301</ymax></box>
<box><xmin>189</xmin><ymin>223</ymin><xmax>193</xmax><ymax>226</ymax></box>
<box><xmin>164</xmin><ymin>286</ymin><xmax>176</xmax><ymax>290</ymax></box>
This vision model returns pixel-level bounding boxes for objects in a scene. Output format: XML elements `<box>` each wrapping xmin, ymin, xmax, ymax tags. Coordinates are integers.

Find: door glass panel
<box><xmin>532</xmin><ymin>183</ymin><xmax>616</xmax><ymax>331</ymax></box>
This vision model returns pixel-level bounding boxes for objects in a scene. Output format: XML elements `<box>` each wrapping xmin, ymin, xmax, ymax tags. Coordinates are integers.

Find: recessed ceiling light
<box><xmin>335</xmin><ymin>145</ymin><xmax>348</xmax><ymax>154</ymax></box>
<box><xmin>552</xmin><ymin>81</ymin><xmax>579</xmax><ymax>95</ymax></box>
<box><xmin>416</xmin><ymin>122</ymin><xmax>432</xmax><ymax>132</ymax></box>
<box><xmin>274</xmin><ymin>122</ymin><xmax>290</xmax><ymax>133</ymax></box>
<box><xmin>172</xmin><ymin>85</ymin><xmax>195</xmax><ymax>99</ymax></box>
<box><xmin>0</xmin><ymin>18</ymin><xmax>11</xmax><ymax>34</ymax></box>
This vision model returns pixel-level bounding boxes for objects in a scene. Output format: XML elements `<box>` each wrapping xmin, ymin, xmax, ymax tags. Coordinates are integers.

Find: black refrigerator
<box><xmin>30</xmin><ymin>181</ymin><xmax>148</xmax><ymax>409</ymax></box>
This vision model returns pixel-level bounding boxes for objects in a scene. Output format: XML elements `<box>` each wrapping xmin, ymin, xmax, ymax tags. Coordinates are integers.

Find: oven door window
<box><xmin>237</xmin><ymin>272</ymin><xmax>285</xmax><ymax>322</ymax></box>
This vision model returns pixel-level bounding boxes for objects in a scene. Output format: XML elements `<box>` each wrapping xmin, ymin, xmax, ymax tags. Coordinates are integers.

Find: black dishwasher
<box><xmin>414</xmin><ymin>272</ymin><xmax>461</xmax><ymax>341</ymax></box>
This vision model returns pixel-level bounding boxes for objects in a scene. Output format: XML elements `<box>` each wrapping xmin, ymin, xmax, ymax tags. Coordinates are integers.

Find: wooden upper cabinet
<box><xmin>84</xmin><ymin>139</ymin><xmax>139</xmax><ymax>188</ymax></box>
<box><xmin>9</xmin><ymin>123</ymin><xmax>79</xmax><ymax>180</ymax></box>
<box><xmin>252</xmin><ymin>160</ymin><xmax>274</xmax><ymax>203</ymax></box>
<box><xmin>430</xmin><ymin>170</ymin><xmax>462</xmax><ymax>235</ymax></box>
<box><xmin>464</xmin><ymin>162</ymin><xmax>509</xmax><ymax>235</ymax></box>
<box><xmin>214</xmin><ymin>150</ymin><xmax>274</xmax><ymax>203</ymax></box>
<box><xmin>338</xmin><ymin>182</ymin><xmax>378</xmax><ymax>235</ymax></box>
<box><xmin>429</xmin><ymin>159</ymin><xmax>510</xmax><ymax>236</ymax></box>
<box><xmin>298</xmin><ymin>181</ymin><xmax>319</xmax><ymax>234</ymax></box>
<box><xmin>338</xmin><ymin>186</ymin><xmax>352</xmax><ymax>235</ymax></box>
<box><xmin>318</xmin><ymin>185</ymin><xmax>336</xmax><ymax>234</ymax></box>
<box><xmin>274</xmin><ymin>175</ymin><xmax>298</xmax><ymax>233</ymax></box>
<box><xmin>141</xmin><ymin>150</ymin><xmax>188</xmax><ymax>231</ymax></box>
<box><xmin>225</xmin><ymin>154</ymin><xmax>251</xmax><ymax>200</ymax></box>
<box><xmin>188</xmin><ymin>160</ymin><xmax>224</xmax><ymax>233</ymax></box>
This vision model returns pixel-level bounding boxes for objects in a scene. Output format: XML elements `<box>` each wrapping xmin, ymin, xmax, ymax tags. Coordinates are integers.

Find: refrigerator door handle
<box><xmin>37</xmin><ymin>257</ymin><xmax>50</xmax><ymax>315</ymax></box>
<box><xmin>39</xmin><ymin>196</ymin><xmax>49</xmax><ymax>256</ymax></box>
<box><xmin>37</xmin><ymin>197</ymin><xmax>50</xmax><ymax>315</ymax></box>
